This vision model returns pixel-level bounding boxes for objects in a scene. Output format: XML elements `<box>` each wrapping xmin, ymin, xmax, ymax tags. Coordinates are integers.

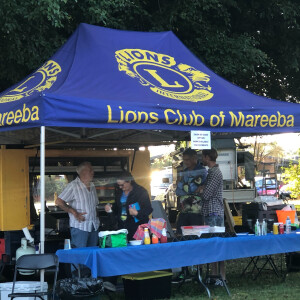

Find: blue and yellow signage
<box><xmin>0</xmin><ymin>60</ymin><xmax>61</xmax><ymax>128</ymax></box>
<box><xmin>115</xmin><ymin>49</ymin><xmax>213</xmax><ymax>102</ymax></box>
<box><xmin>0</xmin><ymin>23</ymin><xmax>298</xmax><ymax>133</ymax></box>
<box><xmin>0</xmin><ymin>60</ymin><xmax>61</xmax><ymax>103</ymax></box>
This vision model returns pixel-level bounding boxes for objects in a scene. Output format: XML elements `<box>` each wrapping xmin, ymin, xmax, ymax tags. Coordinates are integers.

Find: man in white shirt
<box><xmin>56</xmin><ymin>161</ymin><xmax>100</xmax><ymax>249</ymax></box>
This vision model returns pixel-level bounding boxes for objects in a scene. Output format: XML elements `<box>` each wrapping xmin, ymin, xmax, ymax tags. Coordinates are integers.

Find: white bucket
<box><xmin>0</xmin><ymin>281</ymin><xmax>48</xmax><ymax>300</ymax></box>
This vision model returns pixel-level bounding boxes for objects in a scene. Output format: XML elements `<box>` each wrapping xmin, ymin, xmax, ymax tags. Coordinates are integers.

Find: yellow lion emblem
<box><xmin>115</xmin><ymin>49</ymin><xmax>213</xmax><ymax>102</ymax></box>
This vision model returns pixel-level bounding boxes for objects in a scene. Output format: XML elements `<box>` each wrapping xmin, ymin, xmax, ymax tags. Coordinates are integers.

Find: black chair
<box><xmin>8</xmin><ymin>253</ymin><xmax>59</xmax><ymax>300</ymax></box>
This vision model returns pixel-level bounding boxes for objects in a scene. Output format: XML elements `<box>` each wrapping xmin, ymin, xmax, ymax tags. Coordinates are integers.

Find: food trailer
<box><xmin>0</xmin><ymin>146</ymin><xmax>151</xmax><ymax>273</ymax></box>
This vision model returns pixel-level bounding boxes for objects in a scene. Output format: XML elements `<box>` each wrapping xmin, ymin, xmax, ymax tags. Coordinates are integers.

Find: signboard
<box><xmin>191</xmin><ymin>131</ymin><xmax>211</xmax><ymax>149</ymax></box>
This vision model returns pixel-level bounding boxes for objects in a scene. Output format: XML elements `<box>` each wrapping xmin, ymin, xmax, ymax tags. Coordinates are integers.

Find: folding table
<box><xmin>56</xmin><ymin>232</ymin><xmax>300</xmax><ymax>298</ymax></box>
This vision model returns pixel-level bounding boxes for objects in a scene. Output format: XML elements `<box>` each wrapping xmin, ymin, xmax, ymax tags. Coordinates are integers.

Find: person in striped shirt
<box><xmin>56</xmin><ymin>161</ymin><xmax>100</xmax><ymax>249</ymax></box>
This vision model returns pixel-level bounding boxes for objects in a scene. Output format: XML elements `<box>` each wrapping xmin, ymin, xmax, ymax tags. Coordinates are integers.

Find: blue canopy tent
<box><xmin>0</xmin><ymin>23</ymin><xmax>299</xmax><ymax>259</ymax></box>
<box><xmin>0</xmin><ymin>23</ymin><xmax>299</xmax><ymax>135</ymax></box>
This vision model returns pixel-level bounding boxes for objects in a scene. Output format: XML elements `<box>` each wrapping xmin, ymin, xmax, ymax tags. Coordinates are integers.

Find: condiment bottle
<box><xmin>262</xmin><ymin>219</ymin><xmax>267</xmax><ymax>235</ymax></box>
<box><xmin>152</xmin><ymin>234</ymin><xmax>158</xmax><ymax>244</ymax></box>
<box><xmin>255</xmin><ymin>219</ymin><xmax>261</xmax><ymax>236</ymax></box>
<box><xmin>144</xmin><ymin>228</ymin><xmax>151</xmax><ymax>245</ymax></box>
<box><xmin>279</xmin><ymin>223</ymin><xmax>284</xmax><ymax>234</ymax></box>
<box><xmin>160</xmin><ymin>228</ymin><xmax>168</xmax><ymax>243</ymax></box>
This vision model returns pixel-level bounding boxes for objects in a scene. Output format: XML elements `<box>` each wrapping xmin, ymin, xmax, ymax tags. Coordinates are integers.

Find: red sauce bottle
<box><xmin>160</xmin><ymin>228</ymin><xmax>168</xmax><ymax>243</ymax></box>
<box><xmin>152</xmin><ymin>234</ymin><xmax>158</xmax><ymax>244</ymax></box>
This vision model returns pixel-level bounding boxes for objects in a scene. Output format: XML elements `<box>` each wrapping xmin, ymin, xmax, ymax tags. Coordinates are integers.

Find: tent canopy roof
<box><xmin>0</xmin><ymin>23</ymin><xmax>299</xmax><ymax>147</ymax></box>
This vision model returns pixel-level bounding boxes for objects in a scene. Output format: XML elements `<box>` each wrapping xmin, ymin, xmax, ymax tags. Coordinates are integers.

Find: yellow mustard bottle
<box><xmin>144</xmin><ymin>228</ymin><xmax>151</xmax><ymax>245</ymax></box>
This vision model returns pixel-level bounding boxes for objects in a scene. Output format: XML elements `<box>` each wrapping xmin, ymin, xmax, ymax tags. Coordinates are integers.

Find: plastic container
<box><xmin>262</xmin><ymin>219</ymin><xmax>267</xmax><ymax>235</ymax></box>
<box><xmin>273</xmin><ymin>223</ymin><xmax>279</xmax><ymax>234</ymax></box>
<box><xmin>209</xmin><ymin>226</ymin><xmax>225</xmax><ymax>233</ymax></box>
<box><xmin>160</xmin><ymin>228</ymin><xmax>167</xmax><ymax>243</ymax></box>
<box><xmin>276</xmin><ymin>210</ymin><xmax>296</xmax><ymax>224</ymax></box>
<box><xmin>129</xmin><ymin>240</ymin><xmax>143</xmax><ymax>246</ymax></box>
<box><xmin>279</xmin><ymin>223</ymin><xmax>284</xmax><ymax>234</ymax></box>
<box><xmin>255</xmin><ymin>219</ymin><xmax>261</xmax><ymax>236</ymax></box>
<box><xmin>122</xmin><ymin>271</ymin><xmax>172</xmax><ymax>300</ymax></box>
<box><xmin>0</xmin><ymin>281</ymin><xmax>48</xmax><ymax>300</ymax></box>
<box><xmin>144</xmin><ymin>228</ymin><xmax>150</xmax><ymax>245</ymax></box>
<box><xmin>151</xmin><ymin>234</ymin><xmax>158</xmax><ymax>244</ymax></box>
<box><xmin>286</xmin><ymin>216</ymin><xmax>292</xmax><ymax>234</ymax></box>
<box><xmin>181</xmin><ymin>225</ymin><xmax>210</xmax><ymax>237</ymax></box>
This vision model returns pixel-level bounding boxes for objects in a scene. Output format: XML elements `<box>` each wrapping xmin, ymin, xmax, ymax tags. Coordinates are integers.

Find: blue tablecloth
<box><xmin>56</xmin><ymin>233</ymin><xmax>300</xmax><ymax>278</ymax></box>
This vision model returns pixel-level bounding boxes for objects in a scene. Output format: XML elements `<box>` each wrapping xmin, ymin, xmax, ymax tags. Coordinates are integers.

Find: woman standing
<box><xmin>105</xmin><ymin>171</ymin><xmax>153</xmax><ymax>240</ymax></box>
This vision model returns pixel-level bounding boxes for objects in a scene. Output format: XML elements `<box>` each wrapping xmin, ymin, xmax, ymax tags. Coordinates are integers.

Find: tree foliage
<box><xmin>242</xmin><ymin>136</ymin><xmax>284</xmax><ymax>173</ymax></box>
<box><xmin>151</xmin><ymin>155</ymin><xmax>173</xmax><ymax>170</ymax></box>
<box><xmin>281</xmin><ymin>160</ymin><xmax>300</xmax><ymax>198</ymax></box>
<box><xmin>33</xmin><ymin>175</ymin><xmax>67</xmax><ymax>201</ymax></box>
<box><xmin>0</xmin><ymin>0</ymin><xmax>299</xmax><ymax>102</ymax></box>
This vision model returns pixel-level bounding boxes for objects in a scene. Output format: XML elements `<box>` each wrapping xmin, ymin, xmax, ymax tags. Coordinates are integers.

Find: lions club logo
<box><xmin>115</xmin><ymin>49</ymin><xmax>213</xmax><ymax>102</ymax></box>
<box><xmin>0</xmin><ymin>60</ymin><xmax>61</xmax><ymax>103</ymax></box>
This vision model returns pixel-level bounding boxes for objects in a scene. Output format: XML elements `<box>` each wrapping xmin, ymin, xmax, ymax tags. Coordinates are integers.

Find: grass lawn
<box><xmin>100</xmin><ymin>254</ymin><xmax>300</xmax><ymax>300</ymax></box>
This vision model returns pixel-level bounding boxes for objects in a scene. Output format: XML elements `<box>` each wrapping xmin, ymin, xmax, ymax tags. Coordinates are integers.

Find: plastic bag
<box><xmin>56</xmin><ymin>277</ymin><xmax>103</xmax><ymax>299</ymax></box>
<box><xmin>99</xmin><ymin>229</ymin><xmax>128</xmax><ymax>248</ymax></box>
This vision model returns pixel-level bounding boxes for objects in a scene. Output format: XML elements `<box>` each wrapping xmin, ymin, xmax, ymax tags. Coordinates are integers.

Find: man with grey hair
<box><xmin>55</xmin><ymin>161</ymin><xmax>100</xmax><ymax>250</ymax></box>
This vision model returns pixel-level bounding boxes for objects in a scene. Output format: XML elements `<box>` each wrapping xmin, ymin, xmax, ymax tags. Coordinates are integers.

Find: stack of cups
<box><xmin>64</xmin><ymin>239</ymin><xmax>71</xmax><ymax>249</ymax></box>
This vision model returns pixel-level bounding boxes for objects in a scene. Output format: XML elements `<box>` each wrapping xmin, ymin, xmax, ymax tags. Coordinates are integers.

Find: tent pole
<box><xmin>40</xmin><ymin>126</ymin><xmax>45</xmax><ymax>287</ymax></box>
<box><xmin>40</xmin><ymin>125</ymin><xmax>45</xmax><ymax>254</ymax></box>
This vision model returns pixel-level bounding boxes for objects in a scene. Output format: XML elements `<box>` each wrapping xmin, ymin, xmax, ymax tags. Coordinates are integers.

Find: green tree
<box><xmin>33</xmin><ymin>175</ymin><xmax>67</xmax><ymax>201</ymax></box>
<box><xmin>268</xmin><ymin>143</ymin><xmax>285</xmax><ymax>160</ymax></box>
<box><xmin>281</xmin><ymin>160</ymin><xmax>300</xmax><ymax>198</ymax></box>
<box><xmin>0</xmin><ymin>0</ymin><xmax>151</xmax><ymax>91</ymax></box>
<box><xmin>151</xmin><ymin>155</ymin><xmax>173</xmax><ymax>170</ymax></box>
<box><xmin>0</xmin><ymin>0</ymin><xmax>300</xmax><ymax>103</ymax></box>
<box><xmin>243</xmin><ymin>136</ymin><xmax>284</xmax><ymax>173</ymax></box>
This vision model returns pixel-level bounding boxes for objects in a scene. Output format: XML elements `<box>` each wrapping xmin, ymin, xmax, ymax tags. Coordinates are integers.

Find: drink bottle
<box><xmin>144</xmin><ymin>228</ymin><xmax>151</xmax><ymax>244</ymax></box>
<box><xmin>286</xmin><ymin>216</ymin><xmax>291</xmax><ymax>234</ymax></box>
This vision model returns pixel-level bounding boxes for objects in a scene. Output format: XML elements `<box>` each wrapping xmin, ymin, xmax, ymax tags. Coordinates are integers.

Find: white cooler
<box><xmin>0</xmin><ymin>281</ymin><xmax>48</xmax><ymax>300</ymax></box>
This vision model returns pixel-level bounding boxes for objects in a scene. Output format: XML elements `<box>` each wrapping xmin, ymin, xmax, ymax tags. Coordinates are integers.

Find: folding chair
<box><xmin>8</xmin><ymin>253</ymin><xmax>59</xmax><ymax>300</ymax></box>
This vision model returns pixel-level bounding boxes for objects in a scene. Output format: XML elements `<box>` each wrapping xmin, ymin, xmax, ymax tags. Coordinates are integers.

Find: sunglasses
<box><xmin>118</xmin><ymin>181</ymin><xmax>129</xmax><ymax>188</ymax></box>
